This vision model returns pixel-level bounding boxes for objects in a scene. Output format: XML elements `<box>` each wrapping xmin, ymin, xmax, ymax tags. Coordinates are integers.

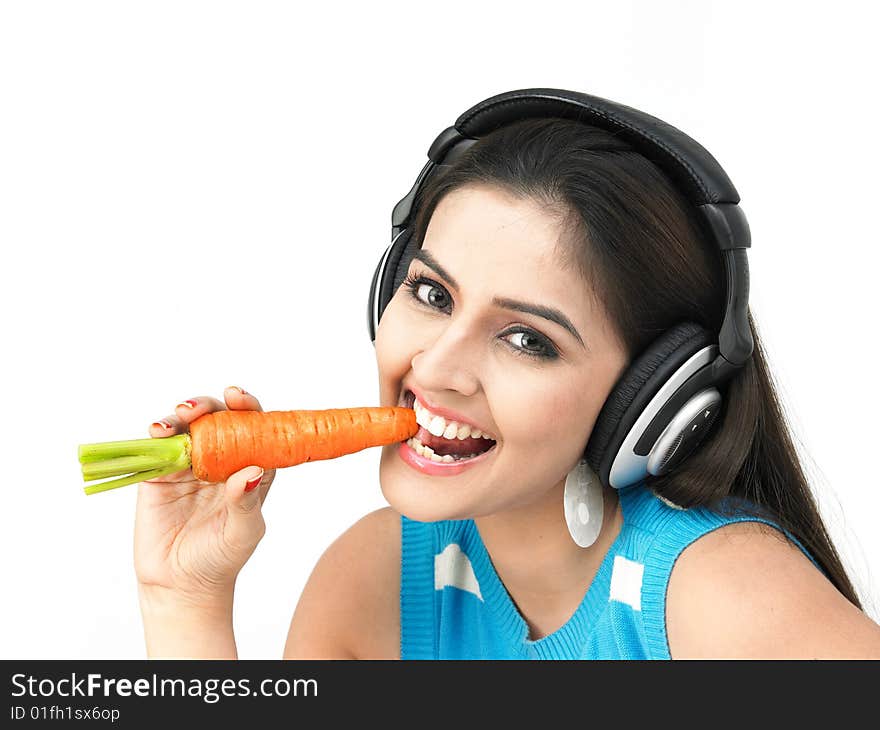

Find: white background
<box><xmin>1</xmin><ymin>0</ymin><xmax>878</xmax><ymax>659</ymax></box>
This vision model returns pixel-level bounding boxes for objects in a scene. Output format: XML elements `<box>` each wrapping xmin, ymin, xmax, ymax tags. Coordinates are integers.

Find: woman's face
<box><xmin>375</xmin><ymin>184</ymin><xmax>629</xmax><ymax>522</ymax></box>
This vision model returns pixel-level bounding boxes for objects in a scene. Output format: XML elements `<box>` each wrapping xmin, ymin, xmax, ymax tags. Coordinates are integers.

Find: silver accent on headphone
<box><xmin>608</xmin><ymin>344</ymin><xmax>717</xmax><ymax>488</ymax></box>
<box><xmin>648</xmin><ymin>387</ymin><xmax>721</xmax><ymax>475</ymax></box>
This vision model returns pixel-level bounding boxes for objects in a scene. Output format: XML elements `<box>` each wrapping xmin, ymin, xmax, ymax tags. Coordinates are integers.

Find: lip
<box><xmin>397</xmin><ymin>439</ymin><xmax>496</xmax><ymax>477</ymax></box>
<box><xmin>400</xmin><ymin>385</ymin><xmax>496</xmax><ymax>440</ymax></box>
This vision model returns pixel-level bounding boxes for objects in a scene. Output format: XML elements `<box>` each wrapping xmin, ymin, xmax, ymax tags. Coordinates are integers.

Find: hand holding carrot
<box><xmin>76</xmin><ymin>386</ymin><xmax>418</xmax><ymax>657</ymax></box>
<box><xmin>134</xmin><ymin>386</ymin><xmax>275</xmax><ymax>608</ymax></box>
<box><xmin>79</xmin><ymin>387</ymin><xmax>417</xmax><ymax>655</ymax></box>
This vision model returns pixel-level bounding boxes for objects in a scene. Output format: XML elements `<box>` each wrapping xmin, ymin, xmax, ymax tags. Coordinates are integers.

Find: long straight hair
<box><xmin>405</xmin><ymin>117</ymin><xmax>862</xmax><ymax>610</ymax></box>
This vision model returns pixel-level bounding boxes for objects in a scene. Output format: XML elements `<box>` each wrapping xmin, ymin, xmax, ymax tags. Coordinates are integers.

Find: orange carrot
<box><xmin>78</xmin><ymin>406</ymin><xmax>418</xmax><ymax>495</ymax></box>
<box><xmin>190</xmin><ymin>407</ymin><xmax>417</xmax><ymax>482</ymax></box>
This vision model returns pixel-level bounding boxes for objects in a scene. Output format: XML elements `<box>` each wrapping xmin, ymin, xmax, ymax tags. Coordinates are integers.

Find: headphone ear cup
<box><xmin>585</xmin><ymin>322</ymin><xmax>716</xmax><ymax>487</ymax></box>
<box><xmin>368</xmin><ymin>228</ymin><xmax>419</xmax><ymax>343</ymax></box>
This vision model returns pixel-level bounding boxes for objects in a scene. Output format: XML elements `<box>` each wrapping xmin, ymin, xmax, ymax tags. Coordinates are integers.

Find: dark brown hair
<box><xmin>404</xmin><ymin>116</ymin><xmax>862</xmax><ymax>609</ymax></box>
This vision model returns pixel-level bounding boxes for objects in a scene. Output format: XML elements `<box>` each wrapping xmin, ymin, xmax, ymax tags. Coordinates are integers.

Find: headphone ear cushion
<box><xmin>585</xmin><ymin>322</ymin><xmax>715</xmax><ymax>476</ymax></box>
<box><xmin>373</xmin><ymin>228</ymin><xmax>419</xmax><ymax>333</ymax></box>
<box><xmin>390</xmin><ymin>228</ymin><xmax>422</xmax><ymax>292</ymax></box>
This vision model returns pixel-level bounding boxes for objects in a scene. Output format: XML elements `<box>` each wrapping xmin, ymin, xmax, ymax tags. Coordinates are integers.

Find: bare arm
<box><xmin>139</xmin><ymin>585</ymin><xmax>238</xmax><ymax>659</ymax></box>
<box><xmin>283</xmin><ymin>507</ymin><xmax>401</xmax><ymax>660</ymax></box>
<box><xmin>666</xmin><ymin>521</ymin><xmax>880</xmax><ymax>659</ymax></box>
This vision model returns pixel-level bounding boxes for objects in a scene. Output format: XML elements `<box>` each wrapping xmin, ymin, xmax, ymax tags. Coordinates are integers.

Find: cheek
<box><xmin>493</xmin><ymin>374</ymin><xmax>605</xmax><ymax>455</ymax></box>
<box><xmin>374</xmin><ymin>298</ymin><xmax>417</xmax><ymax>393</ymax></box>
<box><xmin>494</xmin><ymin>382</ymin><xmax>578</xmax><ymax>446</ymax></box>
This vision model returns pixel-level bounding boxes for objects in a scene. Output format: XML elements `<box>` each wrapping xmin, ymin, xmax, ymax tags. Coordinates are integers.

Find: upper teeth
<box><xmin>413</xmin><ymin>396</ymin><xmax>495</xmax><ymax>441</ymax></box>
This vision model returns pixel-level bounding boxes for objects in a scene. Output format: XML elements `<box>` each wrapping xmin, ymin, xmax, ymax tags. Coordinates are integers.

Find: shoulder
<box><xmin>284</xmin><ymin>506</ymin><xmax>401</xmax><ymax>659</ymax></box>
<box><xmin>665</xmin><ymin>520</ymin><xmax>880</xmax><ymax>658</ymax></box>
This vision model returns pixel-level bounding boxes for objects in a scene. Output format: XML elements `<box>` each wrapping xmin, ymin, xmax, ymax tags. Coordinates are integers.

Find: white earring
<box><xmin>563</xmin><ymin>459</ymin><xmax>604</xmax><ymax>548</ymax></box>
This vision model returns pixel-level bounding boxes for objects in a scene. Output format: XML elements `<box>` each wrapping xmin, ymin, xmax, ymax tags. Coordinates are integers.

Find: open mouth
<box><xmin>401</xmin><ymin>390</ymin><xmax>497</xmax><ymax>464</ymax></box>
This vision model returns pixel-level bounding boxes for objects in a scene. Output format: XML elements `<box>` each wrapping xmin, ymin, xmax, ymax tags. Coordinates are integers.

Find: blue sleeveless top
<box><xmin>399</xmin><ymin>482</ymin><xmax>825</xmax><ymax>659</ymax></box>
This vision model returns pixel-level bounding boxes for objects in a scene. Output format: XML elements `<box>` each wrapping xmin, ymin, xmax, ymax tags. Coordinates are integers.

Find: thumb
<box><xmin>223</xmin><ymin>466</ymin><xmax>267</xmax><ymax>548</ymax></box>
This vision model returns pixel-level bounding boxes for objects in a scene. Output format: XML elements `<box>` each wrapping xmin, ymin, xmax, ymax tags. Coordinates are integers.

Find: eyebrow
<box><xmin>411</xmin><ymin>249</ymin><xmax>587</xmax><ymax>350</ymax></box>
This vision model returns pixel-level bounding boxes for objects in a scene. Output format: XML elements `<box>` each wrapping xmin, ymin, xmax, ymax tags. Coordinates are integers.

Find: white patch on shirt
<box><xmin>434</xmin><ymin>544</ymin><xmax>483</xmax><ymax>601</ymax></box>
<box><xmin>609</xmin><ymin>555</ymin><xmax>644</xmax><ymax>611</ymax></box>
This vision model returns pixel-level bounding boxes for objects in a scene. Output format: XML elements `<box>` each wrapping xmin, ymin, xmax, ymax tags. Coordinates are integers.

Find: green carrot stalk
<box><xmin>78</xmin><ymin>434</ymin><xmax>192</xmax><ymax>495</ymax></box>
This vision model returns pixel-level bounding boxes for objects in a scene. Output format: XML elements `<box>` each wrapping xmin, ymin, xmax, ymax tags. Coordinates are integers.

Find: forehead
<box><xmin>422</xmin><ymin>184</ymin><xmax>588</xmax><ymax>300</ymax></box>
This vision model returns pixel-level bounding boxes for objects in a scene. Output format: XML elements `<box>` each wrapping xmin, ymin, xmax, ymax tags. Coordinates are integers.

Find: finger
<box><xmin>173</xmin><ymin>395</ymin><xmax>227</xmax><ymax>425</ymax></box>
<box><xmin>223</xmin><ymin>385</ymin><xmax>264</xmax><ymax>412</ymax></box>
<box><xmin>223</xmin><ymin>466</ymin><xmax>267</xmax><ymax>549</ymax></box>
<box><xmin>148</xmin><ymin>415</ymin><xmax>183</xmax><ymax>437</ymax></box>
<box><xmin>148</xmin><ymin>394</ymin><xmax>228</xmax><ymax>436</ymax></box>
<box><xmin>256</xmin><ymin>468</ymin><xmax>276</xmax><ymax>506</ymax></box>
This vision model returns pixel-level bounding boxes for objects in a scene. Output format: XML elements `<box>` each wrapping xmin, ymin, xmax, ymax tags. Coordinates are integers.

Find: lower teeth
<box><xmin>406</xmin><ymin>437</ymin><xmax>483</xmax><ymax>464</ymax></box>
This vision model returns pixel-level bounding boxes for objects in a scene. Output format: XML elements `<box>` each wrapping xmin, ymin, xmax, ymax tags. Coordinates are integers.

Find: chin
<box><xmin>377</xmin><ymin>445</ymin><xmax>473</xmax><ymax>524</ymax></box>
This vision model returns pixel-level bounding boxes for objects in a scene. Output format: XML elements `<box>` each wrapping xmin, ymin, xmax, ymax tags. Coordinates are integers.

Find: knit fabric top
<box><xmin>399</xmin><ymin>482</ymin><xmax>825</xmax><ymax>659</ymax></box>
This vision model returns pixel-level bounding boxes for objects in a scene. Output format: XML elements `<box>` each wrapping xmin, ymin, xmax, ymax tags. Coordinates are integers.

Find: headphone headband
<box><xmin>457</xmin><ymin>89</ymin><xmax>740</xmax><ymax>203</ymax></box>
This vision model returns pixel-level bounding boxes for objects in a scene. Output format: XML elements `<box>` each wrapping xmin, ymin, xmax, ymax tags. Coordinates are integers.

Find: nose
<box><xmin>410</xmin><ymin>318</ymin><xmax>480</xmax><ymax>398</ymax></box>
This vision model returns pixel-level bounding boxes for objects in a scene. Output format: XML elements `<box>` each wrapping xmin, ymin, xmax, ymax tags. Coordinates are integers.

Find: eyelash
<box><xmin>401</xmin><ymin>272</ymin><xmax>560</xmax><ymax>361</ymax></box>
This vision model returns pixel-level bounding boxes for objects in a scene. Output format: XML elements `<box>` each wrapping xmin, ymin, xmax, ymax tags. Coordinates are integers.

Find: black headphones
<box><xmin>367</xmin><ymin>88</ymin><xmax>753</xmax><ymax>491</ymax></box>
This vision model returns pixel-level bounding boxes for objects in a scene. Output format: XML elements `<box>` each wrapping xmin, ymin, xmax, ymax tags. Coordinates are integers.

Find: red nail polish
<box><xmin>244</xmin><ymin>472</ymin><xmax>263</xmax><ymax>492</ymax></box>
<box><xmin>152</xmin><ymin>420</ymin><xmax>172</xmax><ymax>430</ymax></box>
<box><xmin>177</xmin><ymin>399</ymin><xmax>198</xmax><ymax>409</ymax></box>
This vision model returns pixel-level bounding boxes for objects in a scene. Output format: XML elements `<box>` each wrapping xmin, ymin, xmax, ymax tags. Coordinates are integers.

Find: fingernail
<box><xmin>228</xmin><ymin>386</ymin><xmax>248</xmax><ymax>396</ymax></box>
<box><xmin>176</xmin><ymin>399</ymin><xmax>198</xmax><ymax>410</ymax></box>
<box><xmin>152</xmin><ymin>420</ymin><xmax>173</xmax><ymax>431</ymax></box>
<box><xmin>244</xmin><ymin>470</ymin><xmax>264</xmax><ymax>493</ymax></box>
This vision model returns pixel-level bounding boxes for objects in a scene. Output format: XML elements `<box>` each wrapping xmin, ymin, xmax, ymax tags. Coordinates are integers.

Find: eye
<box><xmin>402</xmin><ymin>273</ymin><xmax>451</xmax><ymax>312</ymax></box>
<box><xmin>501</xmin><ymin>329</ymin><xmax>559</xmax><ymax>361</ymax></box>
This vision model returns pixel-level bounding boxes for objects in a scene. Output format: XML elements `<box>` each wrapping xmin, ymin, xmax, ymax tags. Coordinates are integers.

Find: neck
<box><xmin>474</xmin><ymin>479</ymin><xmax>623</xmax><ymax>607</ymax></box>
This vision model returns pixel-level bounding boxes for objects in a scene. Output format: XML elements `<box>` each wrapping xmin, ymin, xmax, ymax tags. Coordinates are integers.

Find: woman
<box><xmin>135</xmin><ymin>94</ymin><xmax>880</xmax><ymax>659</ymax></box>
